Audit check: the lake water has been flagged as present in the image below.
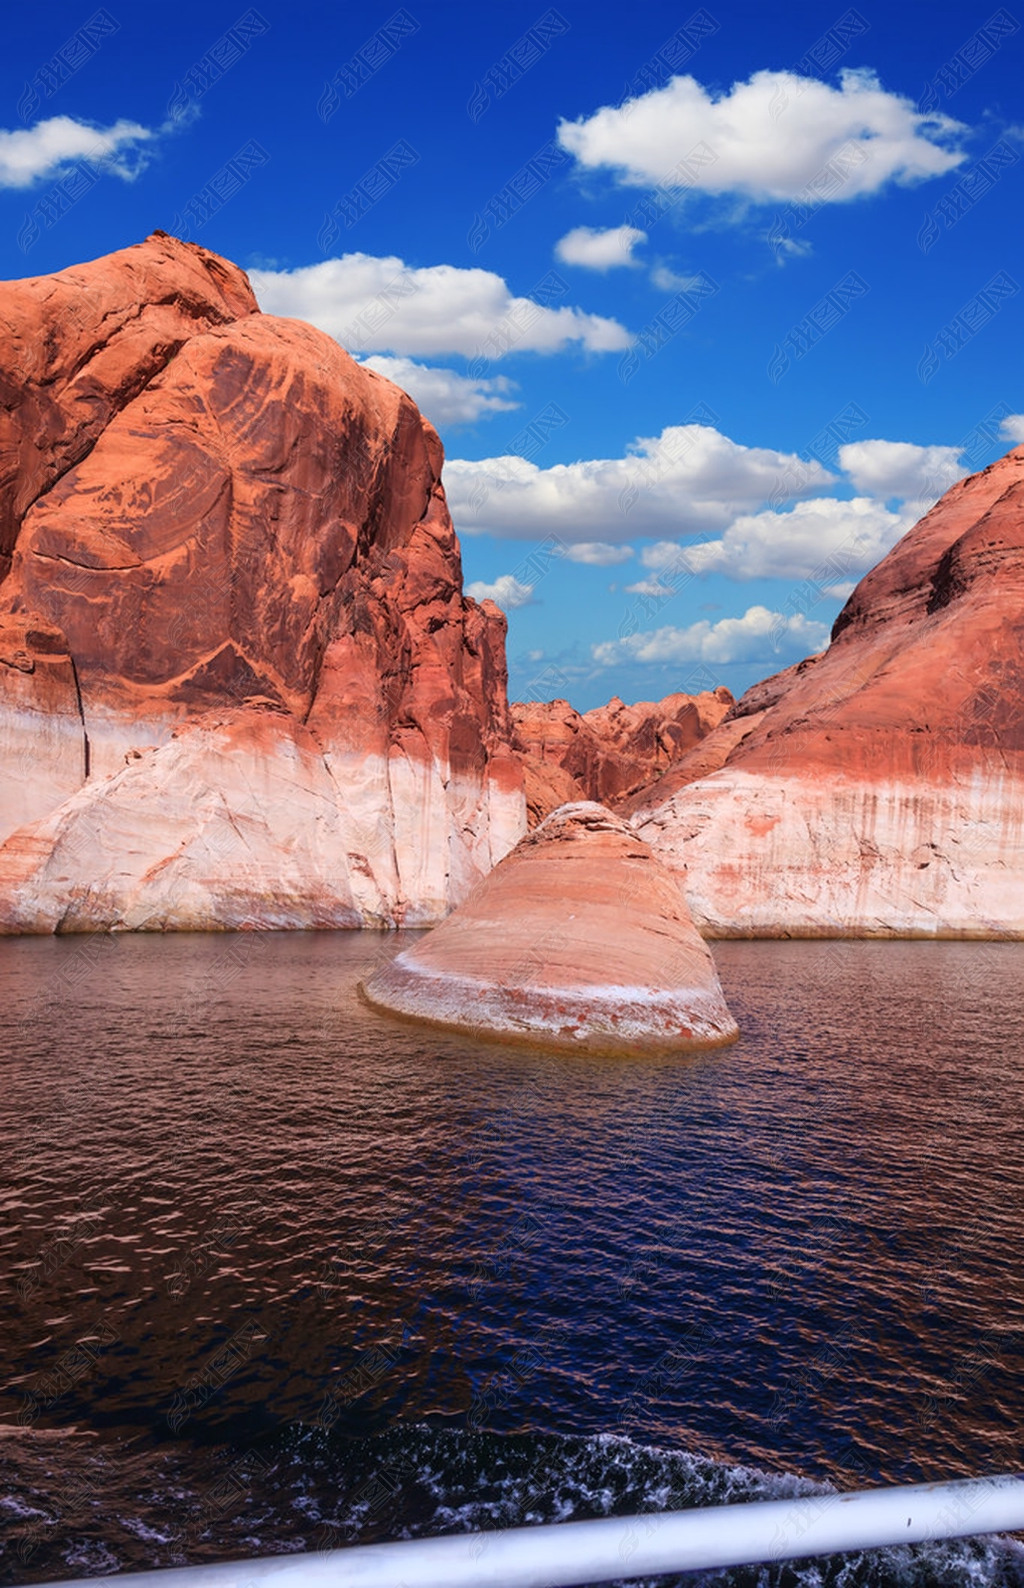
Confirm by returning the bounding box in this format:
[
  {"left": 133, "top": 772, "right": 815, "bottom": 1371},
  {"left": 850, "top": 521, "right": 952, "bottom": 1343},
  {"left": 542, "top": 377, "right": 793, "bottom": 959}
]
[{"left": 2, "top": 931, "right": 1024, "bottom": 1587}]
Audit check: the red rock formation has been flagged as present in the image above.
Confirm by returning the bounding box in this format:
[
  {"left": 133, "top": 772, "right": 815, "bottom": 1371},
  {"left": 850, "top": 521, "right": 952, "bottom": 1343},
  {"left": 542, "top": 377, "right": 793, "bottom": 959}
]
[
  {"left": 511, "top": 688, "right": 733, "bottom": 824},
  {"left": 361, "top": 801, "right": 738, "bottom": 1053},
  {"left": 0, "top": 230, "right": 256, "bottom": 585},
  {"left": 629, "top": 448, "right": 1024, "bottom": 937},
  {"left": 620, "top": 658, "right": 824, "bottom": 814},
  {"left": 0, "top": 235, "right": 525, "bottom": 931}
]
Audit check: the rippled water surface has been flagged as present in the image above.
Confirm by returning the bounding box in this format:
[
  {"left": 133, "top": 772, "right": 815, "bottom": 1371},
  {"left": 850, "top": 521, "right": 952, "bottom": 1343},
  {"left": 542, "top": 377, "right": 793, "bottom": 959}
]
[{"left": 2, "top": 931, "right": 1024, "bottom": 1586}]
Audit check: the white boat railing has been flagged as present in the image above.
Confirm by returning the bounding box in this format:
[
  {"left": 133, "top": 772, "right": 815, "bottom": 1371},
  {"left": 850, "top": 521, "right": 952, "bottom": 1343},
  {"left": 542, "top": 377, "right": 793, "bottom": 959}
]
[{"left": 27, "top": 1471, "right": 1024, "bottom": 1588}]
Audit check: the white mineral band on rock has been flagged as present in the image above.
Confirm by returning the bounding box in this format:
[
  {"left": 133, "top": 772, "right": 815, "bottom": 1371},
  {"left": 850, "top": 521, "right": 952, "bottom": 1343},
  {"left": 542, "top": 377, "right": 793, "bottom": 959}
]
[{"left": 361, "top": 801, "right": 738, "bottom": 1054}]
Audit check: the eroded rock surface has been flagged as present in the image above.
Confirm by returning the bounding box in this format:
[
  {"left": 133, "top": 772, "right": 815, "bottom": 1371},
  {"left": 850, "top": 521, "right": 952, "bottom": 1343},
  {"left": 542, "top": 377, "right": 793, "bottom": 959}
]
[
  {"left": 0, "top": 235, "right": 525, "bottom": 931},
  {"left": 511, "top": 688, "right": 733, "bottom": 825},
  {"left": 629, "top": 449, "right": 1024, "bottom": 937},
  {"left": 361, "top": 801, "right": 739, "bottom": 1053}
]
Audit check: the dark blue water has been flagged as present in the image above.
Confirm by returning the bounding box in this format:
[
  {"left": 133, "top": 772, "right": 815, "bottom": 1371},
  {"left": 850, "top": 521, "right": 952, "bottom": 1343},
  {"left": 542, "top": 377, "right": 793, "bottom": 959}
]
[{"left": 2, "top": 932, "right": 1023, "bottom": 1585}]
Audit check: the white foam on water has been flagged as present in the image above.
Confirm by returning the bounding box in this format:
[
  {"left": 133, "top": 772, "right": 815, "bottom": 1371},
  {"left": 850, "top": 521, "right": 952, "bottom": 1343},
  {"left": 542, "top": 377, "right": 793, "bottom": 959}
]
[{"left": 3, "top": 1403, "right": 1024, "bottom": 1587}]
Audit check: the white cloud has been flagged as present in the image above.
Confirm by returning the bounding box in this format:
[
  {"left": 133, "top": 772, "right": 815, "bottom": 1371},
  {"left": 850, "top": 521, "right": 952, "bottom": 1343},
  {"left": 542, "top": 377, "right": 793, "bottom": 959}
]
[
  {"left": 358, "top": 355, "right": 518, "bottom": 426},
  {"left": 680, "top": 495, "right": 916, "bottom": 582},
  {"left": 557, "top": 68, "right": 966, "bottom": 202},
  {"left": 641, "top": 541, "right": 700, "bottom": 571},
  {"left": 564, "top": 542, "right": 635, "bottom": 566},
  {"left": 465, "top": 574, "right": 535, "bottom": 610},
  {"left": 0, "top": 115, "right": 155, "bottom": 187},
  {"left": 594, "top": 606, "right": 830, "bottom": 667},
  {"left": 555, "top": 224, "right": 646, "bottom": 269},
  {"left": 650, "top": 264, "right": 709, "bottom": 291},
  {"left": 838, "top": 439, "right": 966, "bottom": 501},
  {"left": 625, "top": 578, "right": 673, "bottom": 597},
  {"left": 249, "top": 254, "right": 631, "bottom": 358},
  {"left": 772, "top": 236, "right": 814, "bottom": 261},
  {"left": 999, "top": 414, "right": 1024, "bottom": 444},
  {"left": 445, "top": 425, "right": 834, "bottom": 543}
]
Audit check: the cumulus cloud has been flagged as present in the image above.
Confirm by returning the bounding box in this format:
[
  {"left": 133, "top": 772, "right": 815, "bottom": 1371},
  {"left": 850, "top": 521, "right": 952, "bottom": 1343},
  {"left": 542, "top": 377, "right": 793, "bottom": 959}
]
[
  {"left": 678, "top": 496, "right": 916, "bottom": 582},
  {"left": 640, "top": 541, "right": 703, "bottom": 571},
  {"left": 358, "top": 355, "right": 518, "bottom": 426},
  {"left": 249, "top": 254, "right": 630, "bottom": 358},
  {"left": 444, "top": 424, "right": 834, "bottom": 543},
  {"left": 838, "top": 439, "right": 967, "bottom": 500},
  {"left": 465, "top": 574, "right": 534, "bottom": 610},
  {"left": 555, "top": 224, "right": 646, "bottom": 269},
  {"left": 564, "top": 542, "right": 635, "bottom": 566},
  {"left": 557, "top": 68, "right": 966, "bottom": 201},
  {"left": 0, "top": 114, "right": 156, "bottom": 187},
  {"left": 999, "top": 414, "right": 1024, "bottom": 444},
  {"left": 593, "top": 606, "right": 830, "bottom": 667}
]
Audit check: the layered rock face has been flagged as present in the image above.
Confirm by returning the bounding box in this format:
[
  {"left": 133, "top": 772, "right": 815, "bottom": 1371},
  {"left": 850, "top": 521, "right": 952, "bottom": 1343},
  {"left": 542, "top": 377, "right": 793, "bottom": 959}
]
[
  {"left": 362, "top": 801, "right": 738, "bottom": 1052},
  {"left": 0, "top": 235, "right": 525, "bottom": 931},
  {"left": 511, "top": 688, "right": 733, "bottom": 825},
  {"left": 630, "top": 449, "right": 1024, "bottom": 937}
]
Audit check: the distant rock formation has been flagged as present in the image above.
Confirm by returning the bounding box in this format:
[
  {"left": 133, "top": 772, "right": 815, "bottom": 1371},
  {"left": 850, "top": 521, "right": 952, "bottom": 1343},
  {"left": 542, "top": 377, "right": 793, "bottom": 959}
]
[
  {"left": 511, "top": 688, "right": 733, "bottom": 825},
  {"left": 629, "top": 448, "right": 1024, "bottom": 938},
  {"left": 361, "top": 801, "right": 739, "bottom": 1053},
  {"left": 0, "top": 234, "right": 525, "bottom": 931},
  {"left": 619, "top": 658, "right": 825, "bottom": 814}
]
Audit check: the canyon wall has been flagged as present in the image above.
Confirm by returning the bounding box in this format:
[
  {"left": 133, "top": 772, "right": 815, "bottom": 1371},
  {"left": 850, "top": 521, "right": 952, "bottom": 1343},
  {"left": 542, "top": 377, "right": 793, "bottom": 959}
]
[
  {"left": 628, "top": 449, "right": 1024, "bottom": 937},
  {"left": 0, "top": 234, "right": 525, "bottom": 931}
]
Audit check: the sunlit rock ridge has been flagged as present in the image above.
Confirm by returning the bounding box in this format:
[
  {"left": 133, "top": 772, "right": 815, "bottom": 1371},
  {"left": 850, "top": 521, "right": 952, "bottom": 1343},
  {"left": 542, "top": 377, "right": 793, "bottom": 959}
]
[
  {"left": 627, "top": 447, "right": 1024, "bottom": 938},
  {"left": 0, "top": 234, "right": 525, "bottom": 931}
]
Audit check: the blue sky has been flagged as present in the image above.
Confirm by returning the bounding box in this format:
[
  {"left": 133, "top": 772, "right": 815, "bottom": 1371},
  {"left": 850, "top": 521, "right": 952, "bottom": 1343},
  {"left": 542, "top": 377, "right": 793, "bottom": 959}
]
[{"left": 2, "top": 1, "right": 1022, "bottom": 711}]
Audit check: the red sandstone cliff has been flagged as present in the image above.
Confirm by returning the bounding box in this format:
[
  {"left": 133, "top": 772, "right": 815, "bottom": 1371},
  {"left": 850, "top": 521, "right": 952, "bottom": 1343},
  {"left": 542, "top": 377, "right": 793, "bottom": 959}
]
[
  {"left": 628, "top": 448, "right": 1024, "bottom": 938},
  {"left": 0, "top": 234, "right": 525, "bottom": 931},
  {"left": 3, "top": 237, "right": 1021, "bottom": 939}
]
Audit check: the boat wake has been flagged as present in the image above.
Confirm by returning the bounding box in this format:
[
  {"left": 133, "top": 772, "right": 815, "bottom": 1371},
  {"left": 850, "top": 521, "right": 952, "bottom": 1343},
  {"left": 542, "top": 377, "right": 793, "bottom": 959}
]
[{"left": 3, "top": 1422, "right": 1023, "bottom": 1587}]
